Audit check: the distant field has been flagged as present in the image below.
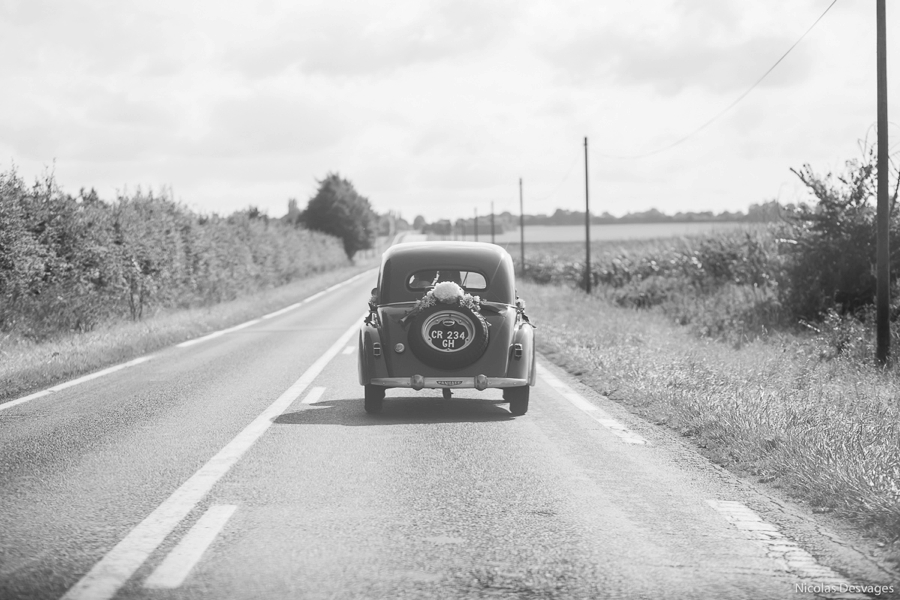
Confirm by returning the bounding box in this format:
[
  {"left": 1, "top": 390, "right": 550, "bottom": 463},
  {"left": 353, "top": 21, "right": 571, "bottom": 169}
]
[{"left": 438, "top": 222, "right": 755, "bottom": 244}]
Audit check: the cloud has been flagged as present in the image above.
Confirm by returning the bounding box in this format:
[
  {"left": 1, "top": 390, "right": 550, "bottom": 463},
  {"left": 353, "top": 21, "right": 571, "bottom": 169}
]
[
  {"left": 537, "top": 0, "right": 816, "bottom": 96},
  {"left": 220, "top": 0, "right": 516, "bottom": 79},
  {"left": 194, "top": 91, "right": 351, "bottom": 158},
  {"left": 545, "top": 29, "right": 812, "bottom": 95}
]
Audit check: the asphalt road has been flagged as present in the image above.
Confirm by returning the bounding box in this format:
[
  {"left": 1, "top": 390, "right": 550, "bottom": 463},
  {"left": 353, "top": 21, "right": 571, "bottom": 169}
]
[{"left": 0, "top": 271, "right": 895, "bottom": 600}]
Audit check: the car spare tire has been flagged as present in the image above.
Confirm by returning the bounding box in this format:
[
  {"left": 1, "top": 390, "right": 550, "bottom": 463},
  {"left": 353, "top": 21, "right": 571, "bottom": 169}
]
[{"left": 407, "top": 303, "right": 489, "bottom": 369}]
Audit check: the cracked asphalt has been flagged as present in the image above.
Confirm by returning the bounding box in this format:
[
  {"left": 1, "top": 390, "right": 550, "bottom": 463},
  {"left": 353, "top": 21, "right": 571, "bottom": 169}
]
[{"left": 1, "top": 273, "right": 896, "bottom": 600}]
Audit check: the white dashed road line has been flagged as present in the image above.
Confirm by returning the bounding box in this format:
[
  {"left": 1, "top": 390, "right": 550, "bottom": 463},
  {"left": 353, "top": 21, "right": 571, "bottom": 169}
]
[
  {"left": 302, "top": 386, "right": 327, "bottom": 405},
  {"left": 706, "top": 500, "right": 869, "bottom": 599},
  {"left": 143, "top": 505, "right": 237, "bottom": 590},
  {"left": 0, "top": 356, "right": 155, "bottom": 413},
  {"left": 537, "top": 364, "right": 647, "bottom": 445},
  {"left": 60, "top": 318, "right": 362, "bottom": 600}
]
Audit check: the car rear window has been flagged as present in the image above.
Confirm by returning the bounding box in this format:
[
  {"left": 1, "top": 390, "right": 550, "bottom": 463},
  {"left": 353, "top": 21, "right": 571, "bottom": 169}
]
[{"left": 407, "top": 269, "right": 488, "bottom": 291}]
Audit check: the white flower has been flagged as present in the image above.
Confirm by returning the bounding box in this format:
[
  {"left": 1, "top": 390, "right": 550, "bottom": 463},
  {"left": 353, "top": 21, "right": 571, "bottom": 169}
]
[{"left": 432, "top": 281, "right": 464, "bottom": 303}]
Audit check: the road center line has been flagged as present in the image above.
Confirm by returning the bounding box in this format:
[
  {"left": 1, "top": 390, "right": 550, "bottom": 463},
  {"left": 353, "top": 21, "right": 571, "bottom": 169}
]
[
  {"left": 706, "top": 500, "right": 867, "bottom": 595},
  {"left": 0, "top": 356, "right": 155, "bottom": 413},
  {"left": 143, "top": 504, "right": 237, "bottom": 590},
  {"left": 537, "top": 364, "right": 647, "bottom": 445},
  {"left": 60, "top": 317, "right": 363, "bottom": 600}
]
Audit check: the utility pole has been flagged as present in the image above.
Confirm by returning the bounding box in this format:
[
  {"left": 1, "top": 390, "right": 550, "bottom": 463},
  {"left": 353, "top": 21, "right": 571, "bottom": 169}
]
[
  {"left": 876, "top": 0, "right": 890, "bottom": 364},
  {"left": 584, "top": 136, "right": 591, "bottom": 294},
  {"left": 474, "top": 208, "right": 478, "bottom": 242},
  {"left": 519, "top": 177, "right": 525, "bottom": 277},
  {"left": 491, "top": 201, "right": 495, "bottom": 244}
]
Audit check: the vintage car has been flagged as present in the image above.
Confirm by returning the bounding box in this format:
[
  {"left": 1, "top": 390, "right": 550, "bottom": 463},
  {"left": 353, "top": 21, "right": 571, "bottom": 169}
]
[{"left": 358, "top": 241, "right": 535, "bottom": 415}]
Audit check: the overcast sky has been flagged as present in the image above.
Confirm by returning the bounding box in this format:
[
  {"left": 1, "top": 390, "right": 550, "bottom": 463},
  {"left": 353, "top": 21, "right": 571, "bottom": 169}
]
[{"left": 1, "top": 0, "right": 898, "bottom": 222}]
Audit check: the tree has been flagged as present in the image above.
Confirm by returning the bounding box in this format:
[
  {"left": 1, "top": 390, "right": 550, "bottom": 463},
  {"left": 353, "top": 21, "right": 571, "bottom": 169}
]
[
  {"left": 781, "top": 144, "right": 900, "bottom": 320},
  {"left": 413, "top": 215, "right": 427, "bottom": 231},
  {"left": 301, "top": 173, "right": 375, "bottom": 258}
]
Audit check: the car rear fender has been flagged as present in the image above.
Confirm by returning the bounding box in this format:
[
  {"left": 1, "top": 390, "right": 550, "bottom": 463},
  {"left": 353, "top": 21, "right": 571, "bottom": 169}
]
[
  {"left": 358, "top": 325, "right": 389, "bottom": 385},
  {"left": 506, "top": 321, "right": 535, "bottom": 384}
]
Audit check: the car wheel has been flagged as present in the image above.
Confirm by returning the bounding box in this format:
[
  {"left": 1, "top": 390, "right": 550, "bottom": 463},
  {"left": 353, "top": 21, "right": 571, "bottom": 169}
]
[
  {"left": 407, "top": 303, "right": 489, "bottom": 369},
  {"left": 504, "top": 386, "right": 529, "bottom": 416},
  {"left": 364, "top": 385, "right": 385, "bottom": 414}
]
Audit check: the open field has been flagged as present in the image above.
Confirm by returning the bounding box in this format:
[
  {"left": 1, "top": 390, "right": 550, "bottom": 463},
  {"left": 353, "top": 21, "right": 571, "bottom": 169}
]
[
  {"left": 436, "top": 221, "right": 757, "bottom": 244},
  {"left": 517, "top": 278, "right": 900, "bottom": 565}
]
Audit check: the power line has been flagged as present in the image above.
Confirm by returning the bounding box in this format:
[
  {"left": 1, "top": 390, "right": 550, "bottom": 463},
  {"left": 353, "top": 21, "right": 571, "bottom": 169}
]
[
  {"left": 532, "top": 149, "right": 581, "bottom": 204},
  {"left": 595, "top": 0, "right": 840, "bottom": 160}
]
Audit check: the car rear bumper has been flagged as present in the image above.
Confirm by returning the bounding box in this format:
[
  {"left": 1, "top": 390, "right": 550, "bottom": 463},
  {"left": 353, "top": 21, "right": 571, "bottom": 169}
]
[{"left": 370, "top": 376, "right": 528, "bottom": 391}]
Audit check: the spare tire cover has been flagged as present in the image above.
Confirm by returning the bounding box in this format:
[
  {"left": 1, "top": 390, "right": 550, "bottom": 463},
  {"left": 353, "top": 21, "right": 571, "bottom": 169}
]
[{"left": 407, "top": 303, "right": 489, "bottom": 369}]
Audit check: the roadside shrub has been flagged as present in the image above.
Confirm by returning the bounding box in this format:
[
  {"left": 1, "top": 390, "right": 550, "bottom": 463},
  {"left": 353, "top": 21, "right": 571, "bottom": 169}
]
[
  {"left": 515, "top": 228, "right": 786, "bottom": 342},
  {"left": 778, "top": 147, "right": 900, "bottom": 321}
]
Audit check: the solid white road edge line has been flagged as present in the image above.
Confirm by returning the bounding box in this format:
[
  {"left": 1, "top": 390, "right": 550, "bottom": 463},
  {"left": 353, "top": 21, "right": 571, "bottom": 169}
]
[
  {"left": 261, "top": 270, "right": 372, "bottom": 320},
  {"left": 60, "top": 316, "right": 363, "bottom": 600},
  {"left": 143, "top": 504, "right": 237, "bottom": 590},
  {"left": 342, "top": 346, "right": 356, "bottom": 355},
  {"left": 537, "top": 364, "right": 647, "bottom": 445},
  {"left": 176, "top": 319, "right": 261, "bottom": 348},
  {"left": 3, "top": 269, "right": 375, "bottom": 412},
  {"left": 0, "top": 356, "right": 155, "bottom": 413},
  {"left": 302, "top": 386, "right": 327, "bottom": 404},
  {"left": 706, "top": 500, "right": 867, "bottom": 596},
  {"left": 178, "top": 270, "right": 372, "bottom": 347}
]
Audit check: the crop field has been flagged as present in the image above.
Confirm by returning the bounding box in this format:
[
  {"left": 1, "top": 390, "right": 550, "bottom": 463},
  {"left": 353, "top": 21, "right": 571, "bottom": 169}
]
[
  {"left": 503, "top": 226, "right": 785, "bottom": 344},
  {"left": 493, "top": 221, "right": 753, "bottom": 244}
]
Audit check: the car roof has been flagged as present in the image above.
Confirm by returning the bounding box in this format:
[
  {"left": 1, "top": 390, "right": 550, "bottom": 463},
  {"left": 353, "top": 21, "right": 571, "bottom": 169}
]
[{"left": 377, "top": 241, "right": 516, "bottom": 304}]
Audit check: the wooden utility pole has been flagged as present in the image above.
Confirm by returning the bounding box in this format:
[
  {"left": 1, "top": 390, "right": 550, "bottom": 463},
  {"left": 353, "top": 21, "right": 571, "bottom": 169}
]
[
  {"left": 876, "top": 0, "right": 890, "bottom": 364},
  {"left": 491, "top": 201, "right": 495, "bottom": 244},
  {"left": 474, "top": 208, "right": 478, "bottom": 242},
  {"left": 519, "top": 178, "right": 525, "bottom": 277},
  {"left": 584, "top": 137, "right": 591, "bottom": 293}
]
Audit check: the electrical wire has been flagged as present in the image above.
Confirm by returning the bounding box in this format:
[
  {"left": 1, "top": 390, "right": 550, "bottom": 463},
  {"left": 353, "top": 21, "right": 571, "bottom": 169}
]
[
  {"left": 595, "top": 0, "right": 840, "bottom": 160},
  {"left": 531, "top": 149, "right": 582, "bottom": 205}
]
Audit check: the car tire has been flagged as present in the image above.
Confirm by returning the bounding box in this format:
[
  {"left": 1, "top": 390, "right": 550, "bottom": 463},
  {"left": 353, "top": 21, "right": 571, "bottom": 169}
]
[
  {"left": 407, "top": 304, "right": 489, "bottom": 369},
  {"left": 504, "top": 386, "right": 529, "bottom": 416},
  {"left": 364, "top": 385, "right": 385, "bottom": 414}
]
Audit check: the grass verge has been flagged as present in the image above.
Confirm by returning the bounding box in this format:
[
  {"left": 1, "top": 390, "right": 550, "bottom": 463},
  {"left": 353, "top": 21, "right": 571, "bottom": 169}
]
[
  {"left": 0, "top": 260, "right": 378, "bottom": 404},
  {"left": 519, "top": 280, "right": 900, "bottom": 562}
]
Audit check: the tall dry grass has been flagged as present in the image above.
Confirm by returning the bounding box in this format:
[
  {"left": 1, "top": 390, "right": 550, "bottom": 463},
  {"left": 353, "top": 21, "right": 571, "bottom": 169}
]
[{"left": 519, "top": 280, "right": 900, "bottom": 548}]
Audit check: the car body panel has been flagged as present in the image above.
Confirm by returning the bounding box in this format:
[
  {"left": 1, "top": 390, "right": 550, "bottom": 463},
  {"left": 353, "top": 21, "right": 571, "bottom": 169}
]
[{"left": 359, "top": 242, "right": 535, "bottom": 390}]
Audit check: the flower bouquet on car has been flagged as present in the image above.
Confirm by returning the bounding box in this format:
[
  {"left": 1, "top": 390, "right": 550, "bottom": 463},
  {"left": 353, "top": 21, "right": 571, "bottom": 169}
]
[{"left": 401, "top": 281, "right": 485, "bottom": 326}]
